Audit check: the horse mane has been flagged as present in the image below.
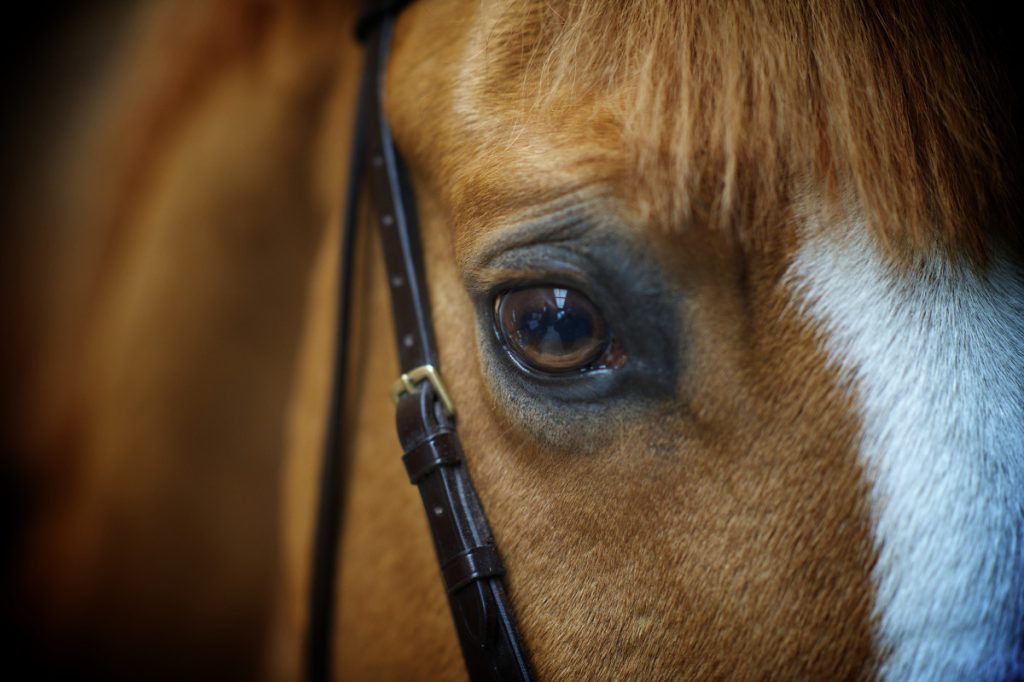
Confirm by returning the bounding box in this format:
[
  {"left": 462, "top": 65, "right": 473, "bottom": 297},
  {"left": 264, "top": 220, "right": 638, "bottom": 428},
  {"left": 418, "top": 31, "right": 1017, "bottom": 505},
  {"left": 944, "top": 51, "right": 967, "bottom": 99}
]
[{"left": 483, "top": 0, "right": 1018, "bottom": 265}]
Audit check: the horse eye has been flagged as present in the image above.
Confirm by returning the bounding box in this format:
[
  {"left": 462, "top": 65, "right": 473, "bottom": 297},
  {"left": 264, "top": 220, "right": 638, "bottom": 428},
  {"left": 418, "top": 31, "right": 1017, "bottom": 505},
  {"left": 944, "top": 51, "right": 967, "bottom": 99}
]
[{"left": 494, "top": 286, "right": 613, "bottom": 374}]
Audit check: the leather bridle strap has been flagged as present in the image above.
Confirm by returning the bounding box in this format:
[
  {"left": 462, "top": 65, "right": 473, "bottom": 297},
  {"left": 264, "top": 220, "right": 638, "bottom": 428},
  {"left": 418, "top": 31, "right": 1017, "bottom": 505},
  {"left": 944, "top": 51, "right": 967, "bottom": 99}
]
[{"left": 306, "top": 9, "right": 534, "bottom": 682}]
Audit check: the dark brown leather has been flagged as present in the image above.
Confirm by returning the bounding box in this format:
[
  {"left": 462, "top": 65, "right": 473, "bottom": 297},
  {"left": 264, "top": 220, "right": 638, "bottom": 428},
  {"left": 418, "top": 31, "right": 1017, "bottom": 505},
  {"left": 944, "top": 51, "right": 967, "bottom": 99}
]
[
  {"left": 305, "top": 55, "right": 371, "bottom": 682},
  {"left": 395, "top": 387, "right": 532, "bottom": 680},
  {"left": 363, "top": 20, "right": 437, "bottom": 374},
  {"left": 402, "top": 430, "right": 462, "bottom": 484},
  {"left": 306, "top": 7, "right": 535, "bottom": 682}
]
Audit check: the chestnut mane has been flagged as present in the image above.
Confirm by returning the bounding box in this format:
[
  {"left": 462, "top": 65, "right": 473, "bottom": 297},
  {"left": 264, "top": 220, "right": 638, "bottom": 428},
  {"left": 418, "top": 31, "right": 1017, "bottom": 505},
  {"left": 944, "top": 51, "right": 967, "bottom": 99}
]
[{"left": 479, "top": 1, "right": 1017, "bottom": 263}]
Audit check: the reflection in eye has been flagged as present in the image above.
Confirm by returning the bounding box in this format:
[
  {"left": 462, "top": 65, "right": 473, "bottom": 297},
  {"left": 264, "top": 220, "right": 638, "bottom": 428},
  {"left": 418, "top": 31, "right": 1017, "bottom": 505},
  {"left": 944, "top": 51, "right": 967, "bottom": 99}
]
[{"left": 494, "top": 286, "right": 625, "bottom": 374}]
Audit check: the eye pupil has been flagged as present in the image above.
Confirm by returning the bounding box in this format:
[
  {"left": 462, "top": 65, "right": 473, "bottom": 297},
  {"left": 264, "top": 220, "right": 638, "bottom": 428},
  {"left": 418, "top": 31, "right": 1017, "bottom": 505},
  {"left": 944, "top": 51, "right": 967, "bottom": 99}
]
[{"left": 495, "top": 286, "right": 611, "bottom": 373}]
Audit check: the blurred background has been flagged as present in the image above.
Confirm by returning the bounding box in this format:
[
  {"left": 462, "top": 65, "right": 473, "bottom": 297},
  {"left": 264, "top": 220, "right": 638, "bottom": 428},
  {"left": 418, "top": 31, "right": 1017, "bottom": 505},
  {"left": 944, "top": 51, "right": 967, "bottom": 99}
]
[{"left": 1, "top": 1, "right": 349, "bottom": 677}]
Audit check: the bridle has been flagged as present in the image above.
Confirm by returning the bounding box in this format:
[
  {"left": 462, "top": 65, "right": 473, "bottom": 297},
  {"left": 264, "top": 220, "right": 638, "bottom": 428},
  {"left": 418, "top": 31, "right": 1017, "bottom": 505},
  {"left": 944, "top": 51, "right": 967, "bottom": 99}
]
[{"left": 306, "top": 4, "right": 535, "bottom": 681}]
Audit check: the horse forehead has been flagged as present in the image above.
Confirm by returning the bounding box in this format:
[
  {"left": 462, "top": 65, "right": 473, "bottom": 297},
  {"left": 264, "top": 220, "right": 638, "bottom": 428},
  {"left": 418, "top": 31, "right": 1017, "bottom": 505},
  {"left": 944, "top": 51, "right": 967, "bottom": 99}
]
[
  {"left": 388, "top": 2, "right": 641, "bottom": 221},
  {"left": 388, "top": 0, "right": 786, "bottom": 257}
]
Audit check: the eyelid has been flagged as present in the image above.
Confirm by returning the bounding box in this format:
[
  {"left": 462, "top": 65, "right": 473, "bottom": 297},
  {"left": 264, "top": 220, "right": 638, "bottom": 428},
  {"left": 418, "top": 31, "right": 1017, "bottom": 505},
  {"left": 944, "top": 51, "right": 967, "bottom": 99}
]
[
  {"left": 460, "top": 204, "right": 598, "bottom": 275},
  {"left": 468, "top": 259, "right": 593, "bottom": 299}
]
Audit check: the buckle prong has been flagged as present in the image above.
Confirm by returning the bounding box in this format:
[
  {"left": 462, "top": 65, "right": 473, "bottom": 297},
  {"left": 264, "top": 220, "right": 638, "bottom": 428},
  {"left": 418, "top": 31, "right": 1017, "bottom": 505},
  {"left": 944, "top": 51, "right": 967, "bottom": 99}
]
[{"left": 390, "top": 364, "right": 455, "bottom": 417}]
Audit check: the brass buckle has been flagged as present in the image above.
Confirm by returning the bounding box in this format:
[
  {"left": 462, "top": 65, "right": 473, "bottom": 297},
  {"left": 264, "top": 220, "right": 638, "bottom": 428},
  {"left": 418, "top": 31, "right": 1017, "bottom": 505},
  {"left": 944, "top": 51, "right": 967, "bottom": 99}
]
[{"left": 390, "top": 364, "right": 455, "bottom": 417}]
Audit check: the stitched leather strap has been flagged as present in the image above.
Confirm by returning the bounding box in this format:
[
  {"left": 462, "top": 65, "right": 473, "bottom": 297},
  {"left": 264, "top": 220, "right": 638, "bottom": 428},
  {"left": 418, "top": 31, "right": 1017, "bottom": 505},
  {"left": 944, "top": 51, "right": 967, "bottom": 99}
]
[
  {"left": 402, "top": 431, "right": 461, "bottom": 484},
  {"left": 305, "top": 46, "right": 371, "bottom": 682},
  {"left": 367, "top": 15, "right": 535, "bottom": 680},
  {"left": 442, "top": 546, "right": 506, "bottom": 595},
  {"left": 363, "top": 22, "right": 437, "bottom": 373},
  {"left": 306, "top": 7, "right": 535, "bottom": 682},
  {"left": 395, "top": 387, "right": 533, "bottom": 680}
]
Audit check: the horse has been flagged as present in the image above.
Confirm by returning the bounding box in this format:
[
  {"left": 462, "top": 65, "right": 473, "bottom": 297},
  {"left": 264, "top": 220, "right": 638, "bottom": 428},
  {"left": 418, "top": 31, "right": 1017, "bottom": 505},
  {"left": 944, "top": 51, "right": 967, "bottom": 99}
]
[
  {"left": 271, "top": 1, "right": 1024, "bottom": 679},
  {"left": 6, "top": 1, "right": 1022, "bottom": 680}
]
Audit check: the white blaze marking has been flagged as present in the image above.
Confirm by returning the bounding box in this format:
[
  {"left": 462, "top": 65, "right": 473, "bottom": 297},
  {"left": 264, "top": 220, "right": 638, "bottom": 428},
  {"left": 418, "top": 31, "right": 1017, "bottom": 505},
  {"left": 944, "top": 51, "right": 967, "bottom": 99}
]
[{"left": 789, "top": 225, "right": 1024, "bottom": 681}]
